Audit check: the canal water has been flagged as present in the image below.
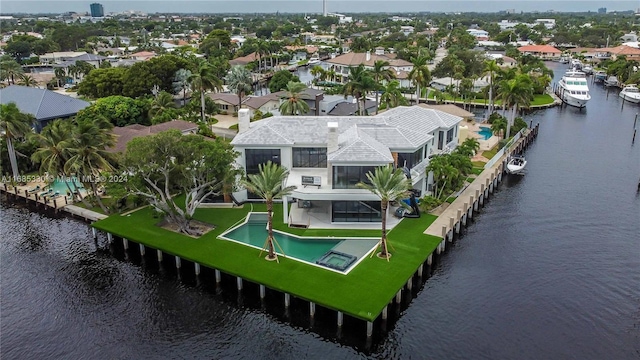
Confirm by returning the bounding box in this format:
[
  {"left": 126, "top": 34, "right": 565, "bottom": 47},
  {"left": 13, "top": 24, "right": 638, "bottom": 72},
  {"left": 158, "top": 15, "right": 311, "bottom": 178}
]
[{"left": 1, "top": 62, "right": 639, "bottom": 359}]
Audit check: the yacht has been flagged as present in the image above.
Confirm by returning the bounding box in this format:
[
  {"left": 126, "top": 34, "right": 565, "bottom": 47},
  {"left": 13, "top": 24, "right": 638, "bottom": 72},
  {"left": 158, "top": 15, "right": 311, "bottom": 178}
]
[
  {"left": 619, "top": 85, "right": 640, "bottom": 104},
  {"left": 604, "top": 76, "right": 619, "bottom": 87},
  {"left": 594, "top": 71, "right": 607, "bottom": 82},
  {"left": 308, "top": 55, "right": 321, "bottom": 65},
  {"left": 582, "top": 65, "right": 593, "bottom": 75},
  {"left": 558, "top": 70, "right": 591, "bottom": 108},
  {"left": 570, "top": 59, "right": 582, "bottom": 70}
]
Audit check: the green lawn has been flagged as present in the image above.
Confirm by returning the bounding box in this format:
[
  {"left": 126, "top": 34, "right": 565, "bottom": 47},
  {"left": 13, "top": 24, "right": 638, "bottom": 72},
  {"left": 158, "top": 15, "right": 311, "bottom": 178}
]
[
  {"left": 530, "top": 94, "right": 554, "bottom": 106},
  {"left": 92, "top": 203, "right": 441, "bottom": 321},
  {"left": 482, "top": 145, "right": 499, "bottom": 160},
  {"left": 472, "top": 161, "right": 487, "bottom": 168},
  {"left": 427, "top": 90, "right": 554, "bottom": 107}
]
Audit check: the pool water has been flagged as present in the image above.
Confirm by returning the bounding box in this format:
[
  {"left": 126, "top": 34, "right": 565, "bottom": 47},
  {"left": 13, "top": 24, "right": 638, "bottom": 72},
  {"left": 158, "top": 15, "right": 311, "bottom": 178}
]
[
  {"left": 476, "top": 126, "right": 493, "bottom": 140},
  {"left": 51, "top": 177, "right": 83, "bottom": 194},
  {"left": 222, "top": 223, "right": 341, "bottom": 263}
]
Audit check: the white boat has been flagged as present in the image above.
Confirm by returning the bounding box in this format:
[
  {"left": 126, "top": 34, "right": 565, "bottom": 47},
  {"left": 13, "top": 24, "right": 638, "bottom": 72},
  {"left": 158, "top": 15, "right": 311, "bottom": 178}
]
[
  {"left": 559, "top": 57, "right": 569, "bottom": 64},
  {"left": 571, "top": 59, "right": 582, "bottom": 70},
  {"left": 558, "top": 70, "right": 591, "bottom": 108},
  {"left": 506, "top": 155, "right": 527, "bottom": 175},
  {"left": 604, "top": 76, "right": 619, "bottom": 87},
  {"left": 594, "top": 71, "right": 607, "bottom": 82},
  {"left": 308, "top": 56, "right": 321, "bottom": 65},
  {"left": 582, "top": 65, "right": 593, "bottom": 75},
  {"left": 619, "top": 85, "right": 640, "bottom": 103}
]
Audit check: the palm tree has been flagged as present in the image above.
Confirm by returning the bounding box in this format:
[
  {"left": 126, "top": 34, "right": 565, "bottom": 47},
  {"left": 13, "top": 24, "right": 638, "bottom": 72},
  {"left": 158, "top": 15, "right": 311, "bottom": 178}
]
[
  {"left": 456, "top": 137, "right": 480, "bottom": 157},
  {"left": 370, "top": 60, "right": 396, "bottom": 114},
  {"left": 343, "top": 64, "right": 376, "bottom": 116},
  {"left": 31, "top": 120, "right": 77, "bottom": 199},
  {"left": 380, "top": 80, "right": 408, "bottom": 110},
  {"left": 426, "top": 155, "right": 459, "bottom": 200},
  {"left": 0, "top": 103, "right": 34, "bottom": 181},
  {"left": 241, "top": 161, "right": 296, "bottom": 261},
  {"left": 310, "top": 65, "right": 326, "bottom": 87},
  {"left": 279, "top": 81, "right": 310, "bottom": 115},
  {"left": 408, "top": 55, "right": 431, "bottom": 105},
  {"left": 189, "top": 61, "right": 223, "bottom": 122},
  {"left": 172, "top": 68, "right": 192, "bottom": 106},
  {"left": 357, "top": 165, "right": 411, "bottom": 261},
  {"left": 54, "top": 67, "right": 67, "bottom": 88},
  {"left": 226, "top": 65, "right": 252, "bottom": 112},
  {"left": 18, "top": 74, "right": 39, "bottom": 87},
  {"left": 490, "top": 116, "right": 507, "bottom": 139},
  {"left": 497, "top": 74, "right": 533, "bottom": 138},
  {"left": 149, "top": 91, "right": 177, "bottom": 119},
  {"left": 483, "top": 59, "right": 501, "bottom": 115},
  {"left": 0, "top": 59, "right": 24, "bottom": 85},
  {"left": 64, "top": 119, "right": 116, "bottom": 213}
]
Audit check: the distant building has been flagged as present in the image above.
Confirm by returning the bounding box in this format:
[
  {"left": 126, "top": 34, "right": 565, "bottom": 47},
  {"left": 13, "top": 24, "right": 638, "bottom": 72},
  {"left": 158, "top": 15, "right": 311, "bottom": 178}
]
[
  {"left": 598, "top": 7, "right": 607, "bottom": 14},
  {"left": 90, "top": 3, "right": 104, "bottom": 17}
]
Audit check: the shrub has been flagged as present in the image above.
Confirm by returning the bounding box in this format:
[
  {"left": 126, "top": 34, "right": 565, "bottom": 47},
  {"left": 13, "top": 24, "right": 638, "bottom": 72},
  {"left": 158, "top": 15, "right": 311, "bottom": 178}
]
[{"left": 418, "top": 195, "right": 443, "bottom": 213}]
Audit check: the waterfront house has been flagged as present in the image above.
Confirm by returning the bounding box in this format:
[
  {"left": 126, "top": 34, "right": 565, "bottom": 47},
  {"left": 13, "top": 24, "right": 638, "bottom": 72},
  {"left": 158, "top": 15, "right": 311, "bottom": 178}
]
[
  {"left": 0, "top": 85, "right": 89, "bottom": 131},
  {"left": 108, "top": 120, "right": 198, "bottom": 153},
  {"left": 242, "top": 93, "right": 281, "bottom": 118},
  {"left": 430, "top": 77, "right": 489, "bottom": 92},
  {"left": 517, "top": 44, "right": 561, "bottom": 60},
  {"left": 39, "top": 51, "right": 88, "bottom": 65},
  {"left": 208, "top": 93, "right": 243, "bottom": 114},
  {"left": 325, "top": 51, "right": 413, "bottom": 84},
  {"left": 230, "top": 105, "right": 462, "bottom": 224},
  {"left": 594, "top": 45, "right": 640, "bottom": 62},
  {"left": 129, "top": 51, "right": 156, "bottom": 61}
]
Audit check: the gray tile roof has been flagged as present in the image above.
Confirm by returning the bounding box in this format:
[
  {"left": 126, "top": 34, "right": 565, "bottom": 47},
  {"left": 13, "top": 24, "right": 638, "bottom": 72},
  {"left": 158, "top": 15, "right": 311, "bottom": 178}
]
[
  {"left": 328, "top": 125, "right": 393, "bottom": 163},
  {"left": 358, "top": 124, "right": 433, "bottom": 150},
  {"left": 328, "top": 99, "right": 377, "bottom": 116},
  {"left": 0, "top": 85, "right": 89, "bottom": 121}
]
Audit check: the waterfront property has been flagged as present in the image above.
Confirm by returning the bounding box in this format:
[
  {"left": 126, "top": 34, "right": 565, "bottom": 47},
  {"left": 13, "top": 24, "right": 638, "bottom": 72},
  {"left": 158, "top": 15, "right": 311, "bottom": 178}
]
[{"left": 230, "top": 105, "right": 463, "bottom": 226}]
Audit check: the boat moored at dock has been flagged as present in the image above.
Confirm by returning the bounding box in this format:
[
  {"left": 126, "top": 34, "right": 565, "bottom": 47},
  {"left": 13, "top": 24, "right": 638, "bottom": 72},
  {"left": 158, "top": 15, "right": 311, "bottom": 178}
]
[
  {"left": 558, "top": 70, "right": 591, "bottom": 108},
  {"left": 619, "top": 85, "right": 640, "bottom": 104}
]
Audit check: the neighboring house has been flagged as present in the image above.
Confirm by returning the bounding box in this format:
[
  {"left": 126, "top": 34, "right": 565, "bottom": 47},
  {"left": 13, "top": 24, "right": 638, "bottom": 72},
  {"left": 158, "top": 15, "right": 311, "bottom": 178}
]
[
  {"left": 418, "top": 104, "right": 475, "bottom": 121},
  {"left": 594, "top": 45, "right": 640, "bottom": 61},
  {"left": 208, "top": 93, "right": 243, "bottom": 113},
  {"left": 430, "top": 77, "right": 489, "bottom": 92},
  {"left": 129, "top": 51, "right": 157, "bottom": 61},
  {"left": 328, "top": 99, "right": 377, "bottom": 116},
  {"left": 271, "top": 87, "right": 324, "bottom": 116},
  {"left": 0, "top": 85, "right": 89, "bottom": 131},
  {"left": 517, "top": 44, "right": 562, "bottom": 60},
  {"left": 108, "top": 120, "right": 198, "bottom": 153},
  {"left": 620, "top": 32, "right": 638, "bottom": 42},
  {"left": 284, "top": 45, "right": 319, "bottom": 62},
  {"left": 53, "top": 53, "right": 107, "bottom": 71},
  {"left": 39, "top": 51, "right": 88, "bottom": 65},
  {"left": 242, "top": 94, "right": 281, "bottom": 118},
  {"left": 467, "top": 29, "right": 489, "bottom": 40},
  {"left": 230, "top": 105, "right": 463, "bottom": 223},
  {"left": 229, "top": 52, "right": 259, "bottom": 66},
  {"left": 325, "top": 51, "right": 414, "bottom": 84}
]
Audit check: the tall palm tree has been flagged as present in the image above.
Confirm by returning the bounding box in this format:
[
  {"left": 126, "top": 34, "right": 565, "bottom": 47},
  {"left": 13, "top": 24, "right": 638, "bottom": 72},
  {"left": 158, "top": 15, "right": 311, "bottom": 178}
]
[
  {"left": 380, "top": 80, "right": 408, "bottom": 110},
  {"left": 370, "top": 60, "right": 396, "bottom": 114},
  {"left": 241, "top": 161, "right": 296, "bottom": 261},
  {"left": 172, "top": 68, "right": 192, "bottom": 106},
  {"left": 326, "top": 67, "right": 337, "bottom": 83},
  {"left": 31, "top": 120, "right": 78, "bottom": 199},
  {"left": 0, "top": 59, "right": 24, "bottom": 85},
  {"left": 279, "top": 81, "right": 310, "bottom": 115},
  {"left": 343, "top": 64, "right": 376, "bottom": 116},
  {"left": 408, "top": 55, "right": 431, "bottom": 105},
  {"left": 0, "top": 103, "right": 34, "bottom": 181},
  {"left": 490, "top": 116, "right": 507, "bottom": 139},
  {"left": 64, "top": 119, "right": 116, "bottom": 213},
  {"left": 188, "top": 61, "right": 223, "bottom": 122},
  {"left": 497, "top": 74, "right": 533, "bottom": 138},
  {"left": 149, "top": 91, "right": 177, "bottom": 119},
  {"left": 18, "top": 74, "right": 39, "bottom": 87},
  {"left": 357, "top": 165, "right": 411, "bottom": 261},
  {"left": 426, "top": 155, "right": 459, "bottom": 200},
  {"left": 54, "top": 67, "right": 67, "bottom": 88},
  {"left": 310, "top": 65, "right": 326, "bottom": 87},
  {"left": 226, "top": 65, "right": 252, "bottom": 112},
  {"left": 483, "top": 59, "right": 501, "bottom": 115}
]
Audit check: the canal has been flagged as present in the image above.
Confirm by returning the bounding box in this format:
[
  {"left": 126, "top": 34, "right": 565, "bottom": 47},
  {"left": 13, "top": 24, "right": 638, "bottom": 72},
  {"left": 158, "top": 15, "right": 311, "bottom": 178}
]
[{"left": 1, "top": 62, "right": 639, "bottom": 359}]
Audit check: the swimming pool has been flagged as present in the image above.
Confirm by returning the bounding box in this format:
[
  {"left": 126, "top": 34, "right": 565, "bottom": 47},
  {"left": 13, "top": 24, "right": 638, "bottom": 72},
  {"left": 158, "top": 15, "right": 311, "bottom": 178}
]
[
  {"left": 219, "top": 213, "right": 378, "bottom": 272},
  {"left": 476, "top": 126, "right": 493, "bottom": 140},
  {"left": 50, "top": 177, "right": 83, "bottom": 194}
]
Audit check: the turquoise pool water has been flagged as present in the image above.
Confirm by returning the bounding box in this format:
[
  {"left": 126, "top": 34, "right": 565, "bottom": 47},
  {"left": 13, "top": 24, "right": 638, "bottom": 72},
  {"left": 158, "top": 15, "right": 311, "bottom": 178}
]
[
  {"left": 476, "top": 126, "right": 493, "bottom": 140},
  {"left": 223, "top": 223, "right": 341, "bottom": 263},
  {"left": 51, "top": 178, "right": 83, "bottom": 194}
]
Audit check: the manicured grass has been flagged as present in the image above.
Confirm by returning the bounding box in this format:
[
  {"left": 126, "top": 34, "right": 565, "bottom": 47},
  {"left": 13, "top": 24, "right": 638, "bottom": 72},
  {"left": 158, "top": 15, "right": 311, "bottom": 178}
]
[
  {"left": 471, "top": 167, "right": 484, "bottom": 175},
  {"left": 472, "top": 161, "right": 487, "bottom": 168},
  {"left": 427, "top": 91, "right": 554, "bottom": 107},
  {"left": 482, "top": 145, "right": 499, "bottom": 160},
  {"left": 530, "top": 94, "right": 554, "bottom": 106},
  {"left": 445, "top": 197, "right": 456, "bottom": 204},
  {"left": 92, "top": 203, "right": 441, "bottom": 321}
]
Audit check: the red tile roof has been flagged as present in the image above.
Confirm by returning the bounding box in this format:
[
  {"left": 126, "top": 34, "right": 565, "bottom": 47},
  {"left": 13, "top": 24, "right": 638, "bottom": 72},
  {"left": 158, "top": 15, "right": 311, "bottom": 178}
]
[{"left": 517, "top": 45, "right": 561, "bottom": 53}]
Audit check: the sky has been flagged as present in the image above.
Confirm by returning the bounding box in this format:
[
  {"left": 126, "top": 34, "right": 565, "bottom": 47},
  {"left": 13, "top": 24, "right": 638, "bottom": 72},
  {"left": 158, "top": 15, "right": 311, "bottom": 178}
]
[{"left": 0, "top": 0, "right": 638, "bottom": 14}]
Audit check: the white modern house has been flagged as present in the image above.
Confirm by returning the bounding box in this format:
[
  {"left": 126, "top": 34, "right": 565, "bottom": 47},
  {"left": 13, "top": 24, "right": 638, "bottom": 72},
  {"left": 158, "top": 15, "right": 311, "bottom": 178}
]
[{"left": 230, "top": 106, "right": 462, "bottom": 225}]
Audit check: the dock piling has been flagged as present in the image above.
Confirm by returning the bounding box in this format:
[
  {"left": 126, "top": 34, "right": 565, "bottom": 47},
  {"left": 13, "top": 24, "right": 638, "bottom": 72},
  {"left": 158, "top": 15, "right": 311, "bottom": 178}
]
[
  {"left": 215, "top": 269, "right": 221, "bottom": 285},
  {"left": 366, "top": 321, "right": 373, "bottom": 338},
  {"left": 284, "top": 293, "right": 290, "bottom": 308},
  {"left": 310, "top": 302, "right": 316, "bottom": 317},
  {"left": 237, "top": 277, "right": 243, "bottom": 291},
  {"left": 194, "top": 262, "right": 201, "bottom": 276},
  {"left": 139, "top": 243, "right": 145, "bottom": 256},
  {"left": 123, "top": 238, "right": 129, "bottom": 250},
  {"left": 382, "top": 305, "right": 388, "bottom": 320},
  {"left": 337, "top": 311, "right": 344, "bottom": 327},
  {"left": 157, "top": 249, "right": 163, "bottom": 262},
  {"left": 175, "top": 256, "right": 181, "bottom": 269},
  {"left": 259, "top": 284, "right": 266, "bottom": 299}
]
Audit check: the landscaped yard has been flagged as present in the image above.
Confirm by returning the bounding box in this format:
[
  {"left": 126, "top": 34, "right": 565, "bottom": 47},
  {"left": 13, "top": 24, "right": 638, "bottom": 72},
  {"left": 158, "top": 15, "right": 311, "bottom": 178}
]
[
  {"left": 481, "top": 145, "right": 499, "bottom": 160},
  {"left": 427, "top": 90, "right": 555, "bottom": 107},
  {"left": 92, "top": 203, "right": 441, "bottom": 322}
]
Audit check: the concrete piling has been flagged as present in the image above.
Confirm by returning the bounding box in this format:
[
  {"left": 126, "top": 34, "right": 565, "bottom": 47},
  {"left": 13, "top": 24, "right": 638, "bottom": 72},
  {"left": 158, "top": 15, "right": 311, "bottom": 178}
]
[
  {"left": 337, "top": 311, "right": 344, "bottom": 327},
  {"left": 237, "top": 277, "right": 243, "bottom": 291},
  {"left": 91, "top": 227, "right": 97, "bottom": 240},
  {"left": 382, "top": 305, "right": 388, "bottom": 320},
  {"left": 122, "top": 238, "right": 129, "bottom": 250},
  {"left": 175, "top": 256, "right": 181, "bottom": 269},
  {"left": 157, "top": 249, "right": 163, "bottom": 262},
  {"left": 284, "top": 293, "right": 290, "bottom": 308},
  {"left": 194, "top": 262, "right": 201, "bottom": 276},
  {"left": 139, "top": 243, "right": 145, "bottom": 256},
  {"left": 366, "top": 321, "right": 373, "bottom": 338},
  {"left": 310, "top": 302, "right": 316, "bottom": 317},
  {"left": 260, "top": 284, "right": 266, "bottom": 299},
  {"left": 396, "top": 290, "right": 402, "bottom": 303},
  {"left": 215, "top": 269, "right": 221, "bottom": 285},
  {"left": 474, "top": 190, "right": 480, "bottom": 211}
]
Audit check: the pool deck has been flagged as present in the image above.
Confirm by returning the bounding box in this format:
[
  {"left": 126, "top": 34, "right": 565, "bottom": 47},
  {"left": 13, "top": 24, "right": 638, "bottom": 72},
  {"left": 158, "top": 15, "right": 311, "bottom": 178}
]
[{"left": 91, "top": 203, "right": 442, "bottom": 322}]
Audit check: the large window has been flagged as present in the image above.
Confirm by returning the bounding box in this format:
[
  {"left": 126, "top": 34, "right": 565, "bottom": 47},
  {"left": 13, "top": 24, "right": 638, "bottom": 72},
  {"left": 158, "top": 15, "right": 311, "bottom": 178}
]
[
  {"left": 397, "top": 148, "right": 423, "bottom": 169},
  {"left": 438, "top": 131, "right": 444, "bottom": 149},
  {"left": 332, "top": 166, "right": 376, "bottom": 189},
  {"left": 293, "top": 147, "right": 327, "bottom": 168},
  {"left": 245, "top": 149, "right": 281, "bottom": 199},
  {"left": 446, "top": 128, "right": 454, "bottom": 144},
  {"left": 332, "top": 201, "right": 382, "bottom": 222}
]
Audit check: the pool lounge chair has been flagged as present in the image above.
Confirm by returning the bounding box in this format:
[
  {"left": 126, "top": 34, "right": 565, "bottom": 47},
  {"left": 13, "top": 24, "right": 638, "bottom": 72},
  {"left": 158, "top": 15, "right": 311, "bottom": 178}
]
[
  {"left": 27, "top": 185, "right": 41, "bottom": 194},
  {"left": 43, "top": 191, "right": 60, "bottom": 202},
  {"left": 38, "top": 189, "right": 53, "bottom": 197}
]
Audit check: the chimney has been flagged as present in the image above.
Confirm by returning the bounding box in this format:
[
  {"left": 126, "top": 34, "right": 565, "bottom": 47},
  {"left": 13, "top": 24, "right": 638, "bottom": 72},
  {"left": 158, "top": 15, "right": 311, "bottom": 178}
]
[
  {"left": 238, "top": 108, "right": 250, "bottom": 133},
  {"left": 327, "top": 122, "right": 339, "bottom": 153},
  {"left": 365, "top": 50, "right": 371, "bottom": 61},
  {"left": 315, "top": 93, "right": 323, "bottom": 116}
]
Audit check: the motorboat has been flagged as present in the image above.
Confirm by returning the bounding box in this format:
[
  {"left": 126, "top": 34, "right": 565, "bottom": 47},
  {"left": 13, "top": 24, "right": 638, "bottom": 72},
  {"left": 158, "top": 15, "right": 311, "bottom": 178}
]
[
  {"left": 571, "top": 59, "right": 582, "bottom": 70},
  {"left": 558, "top": 70, "right": 591, "bottom": 108},
  {"left": 308, "top": 56, "right": 321, "bottom": 65},
  {"left": 582, "top": 65, "right": 593, "bottom": 75},
  {"left": 559, "top": 57, "right": 569, "bottom": 64},
  {"left": 619, "top": 84, "right": 640, "bottom": 104},
  {"left": 506, "top": 155, "right": 527, "bottom": 175},
  {"left": 604, "top": 76, "right": 619, "bottom": 87},
  {"left": 594, "top": 71, "right": 607, "bottom": 82}
]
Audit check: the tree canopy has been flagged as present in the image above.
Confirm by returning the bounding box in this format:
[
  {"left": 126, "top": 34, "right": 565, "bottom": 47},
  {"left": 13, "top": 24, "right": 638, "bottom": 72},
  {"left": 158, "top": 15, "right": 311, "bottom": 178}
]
[
  {"left": 75, "top": 96, "right": 151, "bottom": 127},
  {"left": 268, "top": 70, "right": 300, "bottom": 93}
]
